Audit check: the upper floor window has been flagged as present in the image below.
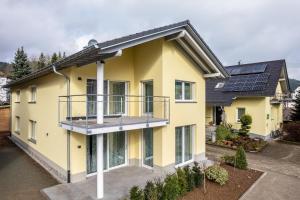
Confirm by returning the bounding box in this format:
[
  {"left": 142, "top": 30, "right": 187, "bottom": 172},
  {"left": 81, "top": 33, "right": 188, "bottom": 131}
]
[
  {"left": 15, "top": 116, "right": 20, "bottom": 133},
  {"left": 237, "top": 108, "right": 246, "bottom": 122},
  {"left": 29, "top": 86, "right": 37, "bottom": 103},
  {"left": 15, "top": 90, "right": 21, "bottom": 103},
  {"left": 29, "top": 120, "right": 37, "bottom": 144},
  {"left": 175, "top": 80, "right": 194, "bottom": 101}
]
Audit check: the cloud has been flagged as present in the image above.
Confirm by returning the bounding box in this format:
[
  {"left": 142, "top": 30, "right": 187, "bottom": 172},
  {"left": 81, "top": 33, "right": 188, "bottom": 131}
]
[{"left": 0, "top": 0, "right": 300, "bottom": 78}]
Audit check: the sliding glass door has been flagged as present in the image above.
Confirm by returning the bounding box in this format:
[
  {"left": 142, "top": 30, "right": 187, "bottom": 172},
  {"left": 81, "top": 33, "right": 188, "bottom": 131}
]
[
  {"left": 143, "top": 128, "right": 153, "bottom": 168},
  {"left": 109, "top": 82, "right": 126, "bottom": 115},
  {"left": 175, "top": 125, "right": 193, "bottom": 165},
  {"left": 86, "top": 131, "right": 127, "bottom": 174},
  {"left": 87, "top": 79, "right": 97, "bottom": 117}
]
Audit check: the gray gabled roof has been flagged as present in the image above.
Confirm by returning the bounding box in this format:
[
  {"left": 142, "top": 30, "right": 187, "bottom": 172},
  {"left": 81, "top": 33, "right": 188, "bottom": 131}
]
[
  {"left": 206, "top": 59, "right": 291, "bottom": 106},
  {"left": 5, "top": 20, "right": 228, "bottom": 88}
]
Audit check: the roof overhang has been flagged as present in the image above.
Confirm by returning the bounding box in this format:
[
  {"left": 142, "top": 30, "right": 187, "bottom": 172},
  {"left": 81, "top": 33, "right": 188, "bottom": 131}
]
[{"left": 5, "top": 20, "right": 228, "bottom": 88}]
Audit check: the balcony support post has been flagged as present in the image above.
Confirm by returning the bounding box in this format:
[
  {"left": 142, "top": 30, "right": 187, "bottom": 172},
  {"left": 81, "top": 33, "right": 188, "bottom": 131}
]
[{"left": 97, "top": 60, "right": 104, "bottom": 124}]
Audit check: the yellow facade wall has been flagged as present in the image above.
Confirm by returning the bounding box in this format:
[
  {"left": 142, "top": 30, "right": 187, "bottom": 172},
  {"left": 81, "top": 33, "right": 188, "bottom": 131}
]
[
  {"left": 11, "top": 70, "right": 70, "bottom": 171},
  {"left": 224, "top": 97, "right": 268, "bottom": 136},
  {"left": 10, "top": 38, "right": 208, "bottom": 179}
]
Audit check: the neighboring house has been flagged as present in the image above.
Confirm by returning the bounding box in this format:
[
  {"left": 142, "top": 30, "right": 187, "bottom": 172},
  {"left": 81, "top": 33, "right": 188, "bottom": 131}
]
[
  {"left": 206, "top": 60, "right": 291, "bottom": 140},
  {"left": 5, "top": 20, "right": 228, "bottom": 199}
]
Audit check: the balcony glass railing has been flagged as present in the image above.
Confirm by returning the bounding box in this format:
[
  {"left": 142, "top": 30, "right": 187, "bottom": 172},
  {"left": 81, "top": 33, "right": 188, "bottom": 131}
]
[{"left": 58, "top": 94, "right": 170, "bottom": 129}]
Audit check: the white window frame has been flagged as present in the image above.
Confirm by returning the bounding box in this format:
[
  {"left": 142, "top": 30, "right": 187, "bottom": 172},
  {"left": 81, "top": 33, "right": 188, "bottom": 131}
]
[
  {"left": 29, "top": 85, "right": 37, "bottom": 103},
  {"left": 15, "top": 90, "right": 21, "bottom": 103},
  {"left": 175, "top": 80, "right": 195, "bottom": 102},
  {"left": 175, "top": 125, "right": 195, "bottom": 167},
  {"left": 29, "top": 120, "right": 37, "bottom": 143},
  {"left": 236, "top": 108, "right": 246, "bottom": 122},
  {"left": 15, "top": 116, "right": 20, "bottom": 133}
]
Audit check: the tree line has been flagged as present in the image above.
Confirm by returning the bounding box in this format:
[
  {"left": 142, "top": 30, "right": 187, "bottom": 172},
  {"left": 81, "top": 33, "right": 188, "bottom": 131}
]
[{"left": 11, "top": 46, "right": 66, "bottom": 80}]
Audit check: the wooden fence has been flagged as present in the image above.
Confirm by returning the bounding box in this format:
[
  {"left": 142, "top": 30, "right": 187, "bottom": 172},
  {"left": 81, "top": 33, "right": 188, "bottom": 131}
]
[{"left": 0, "top": 105, "right": 10, "bottom": 133}]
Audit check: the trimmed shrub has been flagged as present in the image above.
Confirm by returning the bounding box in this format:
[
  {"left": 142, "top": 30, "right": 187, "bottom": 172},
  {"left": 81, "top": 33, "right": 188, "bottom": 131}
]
[
  {"left": 216, "top": 124, "right": 231, "bottom": 141},
  {"left": 130, "top": 186, "right": 144, "bottom": 200},
  {"left": 176, "top": 168, "right": 187, "bottom": 195},
  {"left": 235, "top": 146, "right": 248, "bottom": 169},
  {"left": 205, "top": 165, "right": 229, "bottom": 186},
  {"left": 144, "top": 181, "right": 158, "bottom": 200},
  {"left": 192, "top": 162, "right": 204, "bottom": 187},
  {"left": 162, "top": 174, "right": 180, "bottom": 200},
  {"left": 239, "top": 114, "right": 252, "bottom": 136},
  {"left": 183, "top": 166, "right": 195, "bottom": 192}
]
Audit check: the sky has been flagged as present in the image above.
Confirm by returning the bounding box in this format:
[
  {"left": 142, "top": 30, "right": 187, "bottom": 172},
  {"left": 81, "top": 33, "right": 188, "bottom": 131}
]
[{"left": 1, "top": 0, "right": 300, "bottom": 79}]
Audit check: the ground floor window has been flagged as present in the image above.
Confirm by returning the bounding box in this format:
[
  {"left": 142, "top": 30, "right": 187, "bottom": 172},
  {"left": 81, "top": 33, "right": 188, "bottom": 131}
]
[
  {"left": 175, "top": 125, "right": 194, "bottom": 165},
  {"left": 143, "top": 128, "right": 153, "bottom": 168},
  {"left": 86, "top": 131, "right": 127, "bottom": 174},
  {"left": 237, "top": 107, "right": 246, "bottom": 122}
]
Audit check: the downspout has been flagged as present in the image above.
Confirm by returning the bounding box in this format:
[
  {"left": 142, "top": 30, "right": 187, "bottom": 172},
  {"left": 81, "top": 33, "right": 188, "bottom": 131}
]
[{"left": 52, "top": 65, "right": 71, "bottom": 183}]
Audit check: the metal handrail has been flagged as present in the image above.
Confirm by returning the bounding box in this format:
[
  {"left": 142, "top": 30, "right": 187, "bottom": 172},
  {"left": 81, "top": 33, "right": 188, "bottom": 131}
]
[{"left": 58, "top": 94, "right": 170, "bottom": 130}]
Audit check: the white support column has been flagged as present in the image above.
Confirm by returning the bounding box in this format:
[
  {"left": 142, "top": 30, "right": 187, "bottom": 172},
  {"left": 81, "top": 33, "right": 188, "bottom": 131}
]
[
  {"left": 97, "top": 61, "right": 104, "bottom": 124},
  {"left": 97, "top": 134, "right": 104, "bottom": 199}
]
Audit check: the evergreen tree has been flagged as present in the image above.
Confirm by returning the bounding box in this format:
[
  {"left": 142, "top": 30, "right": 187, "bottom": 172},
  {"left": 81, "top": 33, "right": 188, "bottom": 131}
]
[
  {"left": 11, "top": 47, "right": 31, "bottom": 79},
  {"left": 291, "top": 90, "right": 300, "bottom": 121},
  {"left": 63, "top": 52, "right": 66, "bottom": 58},
  {"left": 37, "top": 53, "right": 47, "bottom": 69},
  {"left": 235, "top": 146, "right": 248, "bottom": 169},
  {"left": 58, "top": 51, "right": 62, "bottom": 60},
  {"left": 51, "top": 52, "right": 58, "bottom": 64}
]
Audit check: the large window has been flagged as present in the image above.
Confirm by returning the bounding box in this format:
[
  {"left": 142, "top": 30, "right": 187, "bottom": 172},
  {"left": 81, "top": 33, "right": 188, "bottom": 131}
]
[
  {"left": 237, "top": 108, "right": 246, "bottom": 122},
  {"left": 29, "top": 120, "right": 36, "bottom": 143},
  {"left": 175, "top": 125, "right": 194, "bottom": 165},
  {"left": 175, "top": 81, "right": 194, "bottom": 101}
]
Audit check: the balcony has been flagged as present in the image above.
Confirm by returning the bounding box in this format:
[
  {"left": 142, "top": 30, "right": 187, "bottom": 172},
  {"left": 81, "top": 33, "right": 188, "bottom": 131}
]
[
  {"left": 270, "top": 93, "right": 292, "bottom": 104},
  {"left": 58, "top": 94, "right": 170, "bottom": 134}
]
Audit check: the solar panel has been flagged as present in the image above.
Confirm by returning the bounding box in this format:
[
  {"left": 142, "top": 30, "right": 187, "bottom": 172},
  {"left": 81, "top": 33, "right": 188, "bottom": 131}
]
[
  {"left": 230, "top": 63, "right": 267, "bottom": 75},
  {"left": 223, "top": 73, "right": 270, "bottom": 92}
]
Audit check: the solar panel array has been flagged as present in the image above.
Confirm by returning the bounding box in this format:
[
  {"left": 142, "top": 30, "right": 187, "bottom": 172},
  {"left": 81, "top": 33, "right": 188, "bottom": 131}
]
[
  {"left": 229, "top": 63, "right": 268, "bottom": 75},
  {"left": 223, "top": 73, "right": 270, "bottom": 92}
]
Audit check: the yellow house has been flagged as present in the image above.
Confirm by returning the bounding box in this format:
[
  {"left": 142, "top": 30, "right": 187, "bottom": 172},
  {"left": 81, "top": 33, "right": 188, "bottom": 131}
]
[
  {"left": 206, "top": 60, "right": 291, "bottom": 140},
  {"left": 6, "top": 20, "right": 228, "bottom": 199}
]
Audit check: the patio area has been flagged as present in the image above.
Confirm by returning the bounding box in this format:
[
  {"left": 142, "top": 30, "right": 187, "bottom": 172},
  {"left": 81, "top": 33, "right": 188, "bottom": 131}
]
[{"left": 42, "top": 166, "right": 168, "bottom": 200}]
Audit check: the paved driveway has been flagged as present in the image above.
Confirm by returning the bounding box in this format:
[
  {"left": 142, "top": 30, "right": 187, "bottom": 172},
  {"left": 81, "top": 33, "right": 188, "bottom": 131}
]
[
  {"left": 206, "top": 141, "right": 300, "bottom": 200},
  {"left": 0, "top": 133, "right": 58, "bottom": 200}
]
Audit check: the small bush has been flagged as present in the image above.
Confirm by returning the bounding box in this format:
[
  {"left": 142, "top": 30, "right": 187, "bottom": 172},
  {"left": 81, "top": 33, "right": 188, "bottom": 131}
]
[
  {"left": 163, "top": 174, "right": 180, "bottom": 200},
  {"left": 130, "top": 186, "right": 144, "bottom": 200},
  {"left": 176, "top": 168, "right": 187, "bottom": 195},
  {"left": 154, "top": 178, "right": 164, "bottom": 200},
  {"left": 205, "top": 165, "right": 229, "bottom": 186},
  {"left": 144, "top": 181, "right": 158, "bottom": 200},
  {"left": 235, "top": 146, "right": 248, "bottom": 169},
  {"left": 239, "top": 114, "right": 252, "bottom": 136},
  {"left": 192, "top": 162, "right": 204, "bottom": 187},
  {"left": 184, "top": 166, "right": 195, "bottom": 192},
  {"left": 222, "top": 155, "right": 235, "bottom": 166},
  {"left": 216, "top": 124, "right": 231, "bottom": 141}
]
